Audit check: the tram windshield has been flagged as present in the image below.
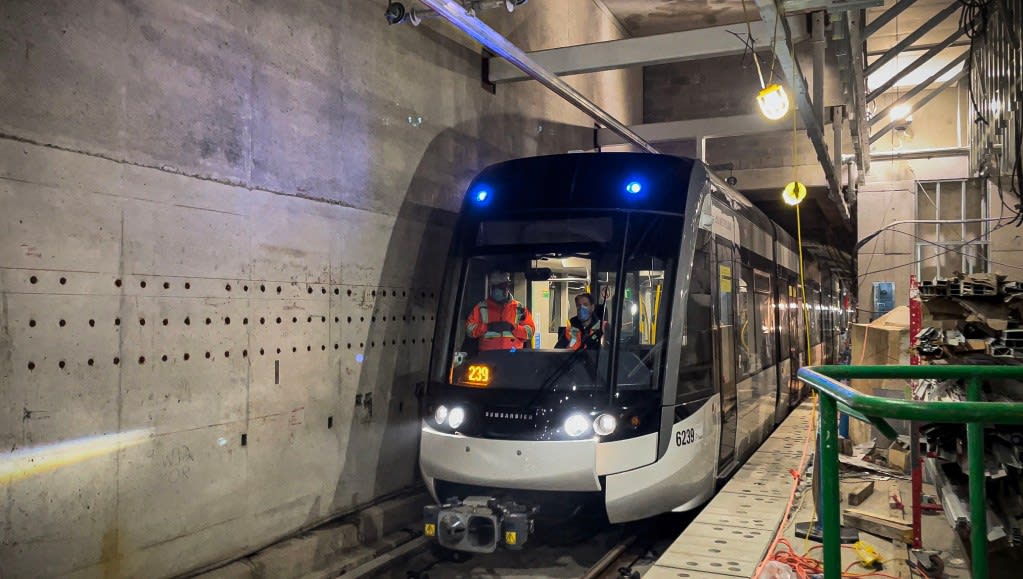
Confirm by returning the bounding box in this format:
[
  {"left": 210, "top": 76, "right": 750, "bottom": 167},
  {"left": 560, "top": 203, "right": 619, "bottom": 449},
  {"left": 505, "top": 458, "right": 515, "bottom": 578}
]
[{"left": 445, "top": 213, "right": 680, "bottom": 395}]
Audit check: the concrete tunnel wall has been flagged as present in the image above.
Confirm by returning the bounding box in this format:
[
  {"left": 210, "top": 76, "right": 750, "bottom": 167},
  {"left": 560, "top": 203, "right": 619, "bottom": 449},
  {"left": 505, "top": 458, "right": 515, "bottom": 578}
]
[{"left": 0, "top": 1, "right": 640, "bottom": 577}]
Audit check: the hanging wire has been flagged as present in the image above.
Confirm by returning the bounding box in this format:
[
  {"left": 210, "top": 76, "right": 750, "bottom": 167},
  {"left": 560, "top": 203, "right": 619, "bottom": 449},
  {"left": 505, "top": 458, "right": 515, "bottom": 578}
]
[{"left": 740, "top": 0, "right": 767, "bottom": 88}]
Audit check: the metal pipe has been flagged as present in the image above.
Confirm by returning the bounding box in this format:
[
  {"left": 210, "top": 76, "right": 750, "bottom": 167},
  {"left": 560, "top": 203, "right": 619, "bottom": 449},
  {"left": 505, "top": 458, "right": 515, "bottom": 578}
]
[
  {"left": 417, "top": 0, "right": 658, "bottom": 153},
  {"left": 813, "top": 11, "right": 826, "bottom": 128},
  {"left": 872, "top": 51, "right": 968, "bottom": 125},
  {"left": 866, "top": 146, "right": 969, "bottom": 160},
  {"left": 846, "top": 9, "right": 871, "bottom": 175},
  {"left": 865, "top": 2, "right": 959, "bottom": 76},
  {"left": 966, "top": 377, "right": 989, "bottom": 579},
  {"left": 864, "top": 0, "right": 917, "bottom": 37},
  {"left": 393, "top": 0, "right": 525, "bottom": 25},
  {"left": 819, "top": 394, "right": 842, "bottom": 579},
  {"left": 870, "top": 70, "right": 966, "bottom": 144},
  {"left": 866, "top": 28, "right": 966, "bottom": 102}
]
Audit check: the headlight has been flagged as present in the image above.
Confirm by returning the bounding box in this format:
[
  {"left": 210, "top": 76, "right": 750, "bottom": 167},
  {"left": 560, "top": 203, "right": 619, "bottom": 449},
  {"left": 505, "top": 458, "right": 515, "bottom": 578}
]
[
  {"left": 563, "top": 413, "right": 590, "bottom": 437},
  {"left": 593, "top": 413, "right": 617, "bottom": 436},
  {"left": 448, "top": 406, "right": 466, "bottom": 429},
  {"left": 434, "top": 405, "right": 449, "bottom": 425}
]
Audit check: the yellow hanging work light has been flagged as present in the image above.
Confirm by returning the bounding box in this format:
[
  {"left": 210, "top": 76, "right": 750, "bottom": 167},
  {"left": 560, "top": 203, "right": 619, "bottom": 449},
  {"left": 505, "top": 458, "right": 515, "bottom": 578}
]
[
  {"left": 756, "top": 83, "right": 790, "bottom": 120},
  {"left": 782, "top": 181, "right": 807, "bottom": 206}
]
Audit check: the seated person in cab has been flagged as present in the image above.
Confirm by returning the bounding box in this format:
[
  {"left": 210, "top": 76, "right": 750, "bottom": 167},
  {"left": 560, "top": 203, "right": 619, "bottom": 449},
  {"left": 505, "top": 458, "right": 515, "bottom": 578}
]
[
  {"left": 556, "top": 292, "right": 605, "bottom": 350},
  {"left": 465, "top": 271, "right": 536, "bottom": 351}
]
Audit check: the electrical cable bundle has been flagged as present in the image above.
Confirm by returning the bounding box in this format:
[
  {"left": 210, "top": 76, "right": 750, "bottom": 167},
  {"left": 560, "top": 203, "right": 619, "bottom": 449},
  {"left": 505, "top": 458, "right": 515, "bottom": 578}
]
[{"left": 958, "top": 0, "right": 1023, "bottom": 226}]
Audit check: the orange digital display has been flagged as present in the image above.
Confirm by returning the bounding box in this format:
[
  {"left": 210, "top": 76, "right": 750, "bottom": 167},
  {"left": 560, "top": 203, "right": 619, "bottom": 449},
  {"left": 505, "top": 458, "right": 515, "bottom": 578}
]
[{"left": 464, "top": 364, "right": 491, "bottom": 387}]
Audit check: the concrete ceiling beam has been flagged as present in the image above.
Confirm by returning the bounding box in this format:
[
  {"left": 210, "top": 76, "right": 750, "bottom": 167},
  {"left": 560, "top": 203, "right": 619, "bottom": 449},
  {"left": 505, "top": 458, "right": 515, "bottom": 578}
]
[
  {"left": 594, "top": 114, "right": 808, "bottom": 148},
  {"left": 486, "top": 18, "right": 808, "bottom": 84},
  {"left": 784, "top": 0, "right": 883, "bottom": 14}
]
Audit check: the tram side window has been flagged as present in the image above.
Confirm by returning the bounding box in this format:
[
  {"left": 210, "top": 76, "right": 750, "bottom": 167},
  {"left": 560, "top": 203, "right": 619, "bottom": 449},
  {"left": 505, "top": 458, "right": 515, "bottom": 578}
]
[
  {"left": 753, "top": 270, "right": 775, "bottom": 369},
  {"left": 678, "top": 234, "right": 713, "bottom": 401},
  {"left": 736, "top": 265, "right": 759, "bottom": 376}
]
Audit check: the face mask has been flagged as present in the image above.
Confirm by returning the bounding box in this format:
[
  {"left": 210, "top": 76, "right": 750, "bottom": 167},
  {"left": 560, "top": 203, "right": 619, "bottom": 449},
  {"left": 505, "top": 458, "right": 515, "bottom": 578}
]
[
  {"left": 491, "top": 288, "right": 508, "bottom": 302},
  {"left": 578, "top": 305, "right": 591, "bottom": 321}
]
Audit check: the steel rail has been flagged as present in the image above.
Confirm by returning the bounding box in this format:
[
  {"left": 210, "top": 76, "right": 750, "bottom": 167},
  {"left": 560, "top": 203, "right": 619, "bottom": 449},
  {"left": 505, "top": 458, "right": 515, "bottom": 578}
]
[{"left": 417, "top": 0, "right": 658, "bottom": 153}]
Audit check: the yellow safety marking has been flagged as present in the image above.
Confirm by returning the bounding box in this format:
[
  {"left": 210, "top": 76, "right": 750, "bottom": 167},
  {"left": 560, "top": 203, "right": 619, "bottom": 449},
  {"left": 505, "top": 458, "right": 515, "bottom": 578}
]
[{"left": 505, "top": 531, "right": 517, "bottom": 545}]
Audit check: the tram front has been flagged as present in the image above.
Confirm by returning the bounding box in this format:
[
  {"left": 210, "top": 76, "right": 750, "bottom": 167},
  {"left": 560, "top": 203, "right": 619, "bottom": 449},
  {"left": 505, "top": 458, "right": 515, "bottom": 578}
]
[{"left": 419, "top": 154, "right": 701, "bottom": 553}]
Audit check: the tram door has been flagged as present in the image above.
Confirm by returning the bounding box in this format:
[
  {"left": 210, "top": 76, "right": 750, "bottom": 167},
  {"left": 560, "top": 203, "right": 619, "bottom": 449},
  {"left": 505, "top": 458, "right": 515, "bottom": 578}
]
[{"left": 714, "top": 239, "right": 738, "bottom": 470}]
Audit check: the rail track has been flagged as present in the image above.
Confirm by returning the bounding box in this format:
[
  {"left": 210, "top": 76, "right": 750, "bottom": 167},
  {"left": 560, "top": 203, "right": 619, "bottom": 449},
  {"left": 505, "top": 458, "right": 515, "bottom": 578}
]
[{"left": 363, "top": 513, "right": 693, "bottom": 579}]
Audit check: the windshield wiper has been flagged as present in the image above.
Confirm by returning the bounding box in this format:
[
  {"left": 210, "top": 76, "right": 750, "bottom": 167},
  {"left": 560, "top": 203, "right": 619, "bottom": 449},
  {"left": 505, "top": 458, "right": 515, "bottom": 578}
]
[{"left": 524, "top": 346, "right": 593, "bottom": 408}]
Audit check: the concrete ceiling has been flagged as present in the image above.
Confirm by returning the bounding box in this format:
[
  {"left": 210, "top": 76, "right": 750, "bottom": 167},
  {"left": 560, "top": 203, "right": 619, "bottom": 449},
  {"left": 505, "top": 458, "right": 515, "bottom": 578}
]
[{"left": 599, "top": 0, "right": 750, "bottom": 36}]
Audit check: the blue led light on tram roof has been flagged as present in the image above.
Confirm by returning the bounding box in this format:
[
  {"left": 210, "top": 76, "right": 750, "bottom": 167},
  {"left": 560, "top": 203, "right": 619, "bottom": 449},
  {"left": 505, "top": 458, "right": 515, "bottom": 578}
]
[
  {"left": 625, "top": 181, "right": 642, "bottom": 194},
  {"left": 475, "top": 190, "right": 489, "bottom": 203}
]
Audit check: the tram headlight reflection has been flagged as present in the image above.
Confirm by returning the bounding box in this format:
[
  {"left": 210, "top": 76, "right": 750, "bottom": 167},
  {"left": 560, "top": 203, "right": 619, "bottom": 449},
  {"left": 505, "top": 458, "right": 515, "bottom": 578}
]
[
  {"left": 593, "top": 413, "right": 617, "bottom": 436},
  {"left": 448, "top": 406, "right": 466, "bottom": 429},
  {"left": 434, "top": 405, "right": 449, "bottom": 426},
  {"left": 563, "top": 413, "right": 590, "bottom": 437}
]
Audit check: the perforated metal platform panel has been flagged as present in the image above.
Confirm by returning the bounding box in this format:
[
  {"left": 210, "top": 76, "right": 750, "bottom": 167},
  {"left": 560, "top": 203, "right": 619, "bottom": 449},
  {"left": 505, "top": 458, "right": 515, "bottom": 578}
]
[{"left": 647, "top": 403, "right": 813, "bottom": 579}]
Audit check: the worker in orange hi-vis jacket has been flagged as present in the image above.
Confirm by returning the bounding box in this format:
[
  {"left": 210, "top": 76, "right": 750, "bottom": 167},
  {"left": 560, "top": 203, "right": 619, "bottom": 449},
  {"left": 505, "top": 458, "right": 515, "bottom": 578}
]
[{"left": 465, "top": 271, "right": 536, "bottom": 351}]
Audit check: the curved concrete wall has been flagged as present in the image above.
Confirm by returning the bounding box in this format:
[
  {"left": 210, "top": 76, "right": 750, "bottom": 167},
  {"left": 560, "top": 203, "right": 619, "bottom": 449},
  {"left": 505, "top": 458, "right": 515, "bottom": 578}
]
[{"left": 0, "top": 1, "right": 639, "bottom": 576}]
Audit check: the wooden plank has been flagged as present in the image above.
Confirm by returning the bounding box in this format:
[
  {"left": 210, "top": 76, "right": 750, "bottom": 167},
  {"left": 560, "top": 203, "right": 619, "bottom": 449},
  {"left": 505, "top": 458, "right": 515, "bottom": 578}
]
[
  {"left": 847, "top": 481, "right": 875, "bottom": 506},
  {"left": 842, "top": 508, "right": 913, "bottom": 544}
]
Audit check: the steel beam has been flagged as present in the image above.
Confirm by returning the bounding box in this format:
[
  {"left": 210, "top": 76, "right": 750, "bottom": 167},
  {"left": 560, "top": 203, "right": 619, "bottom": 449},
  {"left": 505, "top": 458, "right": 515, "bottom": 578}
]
[
  {"left": 865, "top": 2, "right": 959, "bottom": 76},
  {"left": 846, "top": 9, "right": 870, "bottom": 176},
  {"left": 867, "top": 38, "right": 970, "bottom": 56},
  {"left": 870, "top": 51, "right": 967, "bottom": 126},
  {"left": 754, "top": 0, "right": 851, "bottom": 227},
  {"left": 866, "top": 28, "right": 965, "bottom": 101},
  {"left": 869, "top": 70, "right": 966, "bottom": 144},
  {"left": 418, "top": 0, "right": 658, "bottom": 153},
  {"left": 595, "top": 114, "right": 807, "bottom": 148},
  {"left": 863, "top": 0, "right": 917, "bottom": 37},
  {"left": 486, "top": 18, "right": 807, "bottom": 84}
]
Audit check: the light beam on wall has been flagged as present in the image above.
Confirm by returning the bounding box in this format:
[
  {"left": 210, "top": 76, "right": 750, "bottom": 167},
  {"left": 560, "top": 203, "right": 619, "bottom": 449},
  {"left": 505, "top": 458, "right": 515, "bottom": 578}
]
[{"left": 1, "top": 428, "right": 152, "bottom": 484}]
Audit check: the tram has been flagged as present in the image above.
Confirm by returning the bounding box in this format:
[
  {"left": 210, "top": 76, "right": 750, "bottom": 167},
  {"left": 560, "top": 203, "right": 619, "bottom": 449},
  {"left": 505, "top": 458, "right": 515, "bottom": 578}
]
[{"left": 419, "top": 153, "right": 847, "bottom": 553}]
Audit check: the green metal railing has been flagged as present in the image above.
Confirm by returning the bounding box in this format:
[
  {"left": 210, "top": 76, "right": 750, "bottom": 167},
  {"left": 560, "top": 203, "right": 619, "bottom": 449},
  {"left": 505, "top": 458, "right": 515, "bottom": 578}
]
[{"left": 797, "top": 365, "right": 1023, "bottom": 579}]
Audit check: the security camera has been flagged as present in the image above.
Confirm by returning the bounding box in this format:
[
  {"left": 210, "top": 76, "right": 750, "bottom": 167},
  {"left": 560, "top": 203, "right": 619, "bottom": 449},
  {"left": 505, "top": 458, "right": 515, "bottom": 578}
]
[
  {"left": 385, "top": 2, "right": 406, "bottom": 25},
  {"left": 726, "top": 176, "right": 738, "bottom": 186}
]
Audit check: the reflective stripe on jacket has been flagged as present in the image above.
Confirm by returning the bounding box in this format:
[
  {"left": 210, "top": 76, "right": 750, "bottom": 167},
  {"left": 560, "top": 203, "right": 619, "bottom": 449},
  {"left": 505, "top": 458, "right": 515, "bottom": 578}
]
[{"left": 465, "top": 298, "right": 536, "bottom": 351}]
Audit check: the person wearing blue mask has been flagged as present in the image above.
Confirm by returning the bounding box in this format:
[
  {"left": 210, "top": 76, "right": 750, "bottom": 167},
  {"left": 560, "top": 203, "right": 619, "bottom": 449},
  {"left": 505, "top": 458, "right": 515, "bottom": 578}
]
[
  {"left": 465, "top": 271, "right": 536, "bottom": 351},
  {"left": 556, "top": 292, "right": 604, "bottom": 350}
]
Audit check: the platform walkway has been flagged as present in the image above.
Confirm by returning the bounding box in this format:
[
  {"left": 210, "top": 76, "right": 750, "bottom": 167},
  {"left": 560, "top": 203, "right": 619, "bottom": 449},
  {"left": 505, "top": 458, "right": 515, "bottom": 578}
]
[
  {"left": 644, "top": 401, "right": 970, "bottom": 578},
  {"left": 643, "top": 403, "right": 813, "bottom": 578}
]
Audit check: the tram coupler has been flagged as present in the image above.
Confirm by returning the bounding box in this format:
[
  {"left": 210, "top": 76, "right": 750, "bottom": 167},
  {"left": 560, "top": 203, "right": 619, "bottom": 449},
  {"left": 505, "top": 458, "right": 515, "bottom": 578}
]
[{"left": 423, "top": 496, "right": 535, "bottom": 553}]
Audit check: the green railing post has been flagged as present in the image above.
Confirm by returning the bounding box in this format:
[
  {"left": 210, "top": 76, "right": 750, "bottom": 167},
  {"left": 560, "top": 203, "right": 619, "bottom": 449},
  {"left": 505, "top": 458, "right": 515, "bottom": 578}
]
[
  {"left": 967, "top": 377, "right": 988, "bottom": 579},
  {"left": 797, "top": 365, "right": 1023, "bottom": 579},
  {"left": 818, "top": 394, "right": 842, "bottom": 579}
]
